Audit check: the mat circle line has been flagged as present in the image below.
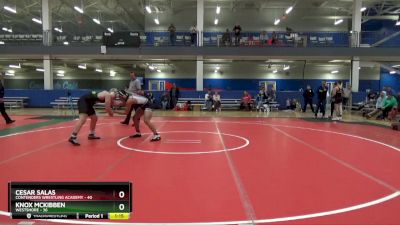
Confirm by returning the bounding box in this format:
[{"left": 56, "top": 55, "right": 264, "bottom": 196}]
[{"left": 117, "top": 130, "right": 250, "bottom": 155}]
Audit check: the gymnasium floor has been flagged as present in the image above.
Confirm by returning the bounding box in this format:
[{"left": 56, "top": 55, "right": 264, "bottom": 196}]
[{"left": 0, "top": 109, "right": 399, "bottom": 225}]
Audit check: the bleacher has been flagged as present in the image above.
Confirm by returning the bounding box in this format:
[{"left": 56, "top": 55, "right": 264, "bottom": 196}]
[
  {"left": 50, "top": 97, "right": 106, "bottom": 114},
  {"left": 177, "top": 98, "right": 279, "bottom": 111},
  {"left": 3, "top": 97, "right": 29, "bottom": 110}
]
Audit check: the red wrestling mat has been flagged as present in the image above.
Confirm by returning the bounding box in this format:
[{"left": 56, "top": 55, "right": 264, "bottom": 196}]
[
  {"left": 0, "top": 117, "right": 399, "bottom": 225},
  {"left": 0, "top": 116, "right": 48, "bottom": 130}
]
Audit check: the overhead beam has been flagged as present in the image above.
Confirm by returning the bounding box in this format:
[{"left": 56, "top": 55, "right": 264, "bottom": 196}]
[{"left": 371, "top": 31, "right": 400, "bottom": 47}]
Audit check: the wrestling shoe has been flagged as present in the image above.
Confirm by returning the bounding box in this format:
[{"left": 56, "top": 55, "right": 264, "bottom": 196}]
[
  {"left": 68, "top": 137, "right": 80, "bottom": 146},
  {"left": 129, "top": 133, "right": 142, "bottom": 138},
  {"left": 88, "top": 134, "right": 101, "bottom": 140},
  {"left": 150, "top": 135, "right": 161, "bottom": 142}
]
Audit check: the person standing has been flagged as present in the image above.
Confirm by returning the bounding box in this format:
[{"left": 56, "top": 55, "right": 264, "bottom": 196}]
[
  {"left": 0, "top": 72, "right": 15, "bottom": 124},
  {"left": 169, "top": 83, "right": 180, "bottom": 109},
  {"left": 302, "top": 85, "right": 314, "bottom": 113},
  {"left": 168, "top": 23, "right": 176, "bottom": 46},
  {"left": 121, "top": 71, "right": 141, "bottom": 125},
  {"left": 314, "top": 81, "right": 328, "bottom": 118},
  {"left": 329, "top": 82, "right": 337, "bottom": 118},
  {"left": 190, "top": 25, "right": 197, "bottom": 46},
  {"left": 232, "top": 23, "right": 242, "bottom": 46},
  {"left": 342, "top": 85, "right": 352, "bottom": 110},
  {"left": 213, "top": 91, "right": 221, "bottom": 112},
  {"left": 332, "top": 81, "right": 343, "bottom": 121}
]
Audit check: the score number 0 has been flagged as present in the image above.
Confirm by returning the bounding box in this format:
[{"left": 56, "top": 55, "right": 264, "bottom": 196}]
[{"left": 118, "top": 191, "right": 125, "bottom": 211}]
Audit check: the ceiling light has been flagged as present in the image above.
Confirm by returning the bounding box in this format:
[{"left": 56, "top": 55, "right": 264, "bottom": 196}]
[
  {"left": 396, "top": 20, "right": 400, "bottom": 26},
  {"left": 7, "top": 70, "right": 15, "bottom": 74},
  {"left": 214, "top": 19, "right": 219, "bottom": 25},
  {"left": 390, "top": 70, "right": 396, "bottom": 74},
  {"left": 78, "top": 64, "right": 87, "bottom": 69},
  {"left": 36, "top": 68, "right": 45, "bottom": 72},
  {"left": 274, "top": 18, "right": 280, "bottom": 26},
  {"left": 95, "top": 68, "right": 103, "bottom": 73},
  {"left": 154, "top": 18, "right": 159, "bottom": 25},
  {"left": 214, "top": 70, "right": 218, "bottom": 73},
  {"left": 216, "top": 66, "right": 220, "bottom": 70},
  {"left": 149, "top": 66, "right": 155, "bottom": 70},
  {"left": 216, "top": 6, "right": 221, "bottom": 14},
  {"left": 92, "top": 18, "right": 101, "bottom": 25},
  {"left": 0, "top": 41, "right": 4, "bottom": 45},
  {"left": 331, "top": 70, "right": 339, "bottom": 74},
  {"left": 63, "top": 41, "right": 69, "bottom": 45},
  {"left": 54, "top": 27, "right": 63, "bottom": 33},
  {"left": 57, "top": 70, "right": 65, "bottom": 74},
  {"left": 360, "top": 7, "right": 367, "bottom": 12},
  {"left": 273, "top": 69, "right": 278, "bottom": 73},
  {"left": 358, "top": 67, "right": 361, "bottom": 70},
  {"left": 32, "top": 18, "right": 42, "bottom": 24},
  {"left": 392, "top": 65, "right": 400, "bottom": 68},
  {"left": 334, "top": 19, "right": 343, "bottom": 25},
  {"left": 110, "top": 70, "right": 116, "bottom": 77},
  {"left": 9, "top": 64, "right": 21, "bottom": 69},
  {"left": 4, "top": 6, "right": 16, "bottom": 14},
  {"left": 145, "top": 6, "right": 152, "bottom": 14},
  {"left": 1, "top": 27, "right": 12, "bottom": 33},
  {"left": 107, "top": 27, "right": 114, "bottom": 33},
  {"left": 56, "top": 73, "right": 64, "bottom": 77},
  {"left": 285, "top": 6, "right": 293, "bottom": 15},
  {"left": 156, "top": 69, "right": 161, "bottom": 73},
  {"left": 283, "top": 65, "right": 290, "bottom": 70},
  {"left": 74, "top": 6, "right": 84, "bottom": 14}
]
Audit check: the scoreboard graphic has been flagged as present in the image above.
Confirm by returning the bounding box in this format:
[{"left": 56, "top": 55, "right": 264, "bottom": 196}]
[{"left": 8, "top": 182, "right": 132, "bottom": 220}]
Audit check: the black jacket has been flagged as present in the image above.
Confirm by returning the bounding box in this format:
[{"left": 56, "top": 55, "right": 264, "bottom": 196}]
[
  {"left": 303, "top": 89, "right": 314, "bottom": 99},
  {"left": 0, "top": 81, "right": 4, "bottom": 98},
  {"left": 317, "top": 86, "right": 328, "bottom": 100}
]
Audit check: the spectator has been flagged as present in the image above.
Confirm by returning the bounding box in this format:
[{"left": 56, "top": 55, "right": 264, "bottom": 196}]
[
  {"left": 382, "top": 93, "right": 398, "bottom": 120},
  {"left": 121, "top": 71, "right": 141, "bottom": 125},
  {"left": 366, "top": 91, "right": 386, "bottom": 119},
  {"left": 332, "top": 81, "right": 343, "bottom": 121},
  {"left": 168, "top": 23, "right": 176, "bottom": 46},
  {"left": 388, "top": 92, "right": 400, "bottom": 120},
  {"left": 315, "top": 81, "right": 328, "bottom": 118},
  {"left": 213, "top": 91, "right": 221, "bottom": 112},
  {"left": 160, "top": 91, "right": 170, "bottom": 110},
  {"left": 232, "top": 23, "right": 242, "bottom": 46},
  {"left": 302, "top": 85, "right": 314, "bottom": 113},
  {"left": 240, "top": 91, "right": 252, "bottom": 111},
  {"left": 286, "top": 98, "right": 291, "bottom": 109},
  {"left": 205, "top": 89, "right": 213, "bottom": 111},
  {"left": 256, "top": 87, "right": 267, "bottom": 110},
  {"left": 343, "top": 85, "right": 352, "bottom": 110},
  {"left": 289, "top": 99, "right": 297, "bottom": 110},
  {"left": 271, "top": 31, "right": 277, "bottom": 45},
  {"left": 260, "top": 31, "right": 268, "bottom": 46},
  {"left": 169, "top": 83, "right": 180, "bottom": 109},
  {"left": 184, "top": 101, "right": 193, "bottom": 111},
  {"left": 221, "top": 29, "right": 231, "bottom": 46},
  {"left": 190, "top": 25, "right": 197, "bottom": 46},
  {"left": 146, "top": 92, "right": 155, "bottom": 104},
  {"left": 0, "top": 72, "right": 15, "bottom": 124},
  {"left": 329, "top": 82, "right": 337, "bottom": 119},
  {"left": 367, "top": 90, "right": 378, "bottom": 101}
]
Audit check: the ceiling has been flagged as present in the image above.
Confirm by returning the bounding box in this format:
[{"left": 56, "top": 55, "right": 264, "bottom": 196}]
[{"left": 1, "top": 0, "right": 400, "bottom": 35}]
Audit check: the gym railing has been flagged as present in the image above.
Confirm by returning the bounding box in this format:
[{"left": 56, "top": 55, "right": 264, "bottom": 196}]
[{"left": 1, "top": 30, "right": 400, "bottom": 48}]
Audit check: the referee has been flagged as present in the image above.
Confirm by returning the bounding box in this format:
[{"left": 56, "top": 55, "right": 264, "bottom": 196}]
[
  {"left": 121, "top": 71, "right": 141, "bottom": 125},
  {"left": 0, "top": 72, "right": 15, "bottom": 124}
]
